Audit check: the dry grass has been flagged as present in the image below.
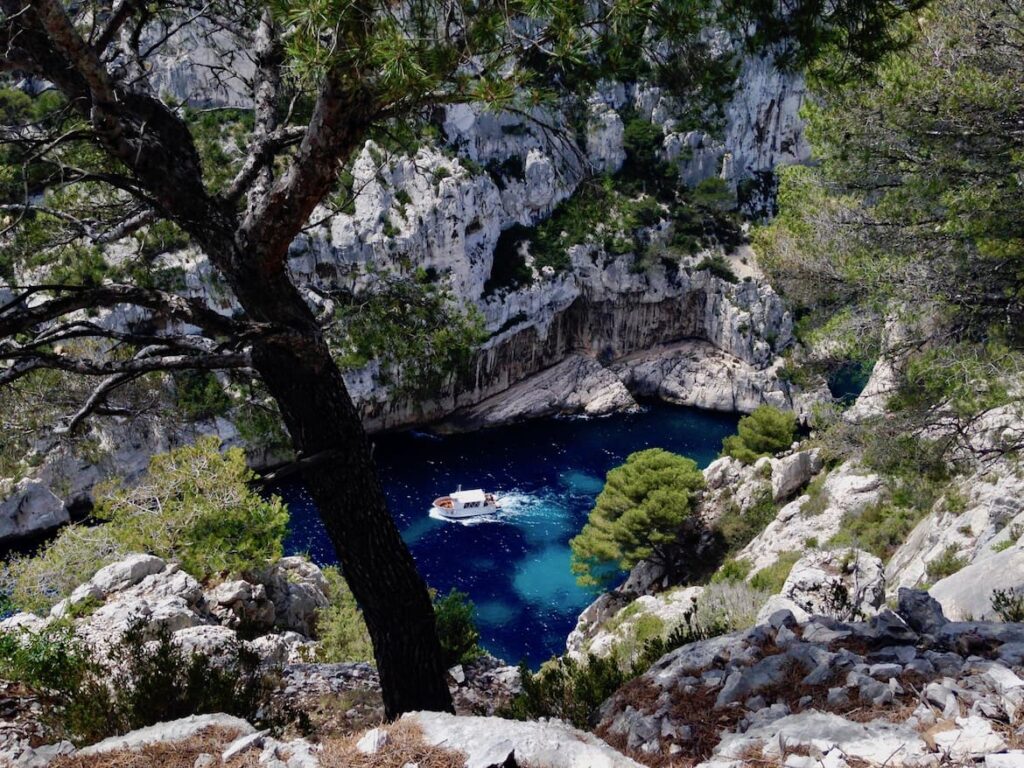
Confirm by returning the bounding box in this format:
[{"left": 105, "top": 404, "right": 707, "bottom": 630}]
[
  {"left": 321, "top": 720, "right": 466, "bottom": 768},
  {"left": 48, "top": 721, "right": 466, "bottom": 768},
  {"left": 50, "top": 727, "right": 259, "bottom": 768}
]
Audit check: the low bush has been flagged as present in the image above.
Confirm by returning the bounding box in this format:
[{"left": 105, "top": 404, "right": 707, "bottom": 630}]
[
  {"left": 694, "top": 254, "right": 738, "bottom": 283},
  {"left": 992, "top": 588, "right": 1024, "bottom": 622},
  {"left": 315, "top": 567, "right": 374, "bottom": 663},
  {"left": 714, "top": 489, "right": 778, "bottom": 555},
  {"left": 434, "top": 589, "right": 483, "bottom": 668},
  {"left": 172, "top": 371, "right": 231, "bottom": 421},
  {"left": 0, "top": 620, "right": 276, "bottom": 745},
  {"left": 828, "top": 502, "right": 924, "bottom": 563},
  {"left": 500, "top": 654, "right": 627, "bottom": 728},
  {"left": 721, "top": 406, "right": 797, "bottom": 464},
  {"left": 502, "top": 583, "right": 765, "bottom": 727},
  {"left": 925, "top": 545, "right": 967, "bottom": 582},
  {"left": 5, "top": 437, "right": 288, "bottom": 613},
  {"left": 749, "top": 551, "right": 800, "bottom": 594},
  {"left": 710, "top": 558, "right": 753, "bottom": 584}
]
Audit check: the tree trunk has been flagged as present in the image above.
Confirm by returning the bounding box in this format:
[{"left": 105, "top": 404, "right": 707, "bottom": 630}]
[
  {"left": 253, "top": 332, "right": 455, "bottom": 718},
  {"left": 219, "top": 240, "right": 454, "bottom": 718}
]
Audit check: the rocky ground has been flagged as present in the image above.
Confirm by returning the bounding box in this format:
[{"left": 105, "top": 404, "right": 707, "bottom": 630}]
[
  {"left": 0, "top": 554, "right": 522, "bottom": 767},
  {"left": 8, "top": 576, "right": 1024, "bottom": 767}
]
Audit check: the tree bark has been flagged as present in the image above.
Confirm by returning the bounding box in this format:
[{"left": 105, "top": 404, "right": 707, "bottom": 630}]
[{"left": 234, "top": 278, "right": 454, "bottom": 718}]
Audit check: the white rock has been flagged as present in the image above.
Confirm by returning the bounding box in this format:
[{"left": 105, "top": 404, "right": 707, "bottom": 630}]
[
  {"left": 222, "top": 731, "right": 267, "bottom": 762},
  {"left": 78, "top": 714, "right": 255, "bottom": 755},
  {"left": 714, "top": 711, "right": 928, "bottom": 766},
  {"left": 403, "top": 712, "right": 644, "bottom": 768},
  {"left": 770, "top": 450, "right": 822, "bottom": 501},
  {"left": 933, "top": 716, "right": 1006, "bottom": 759},
  {"left": 91, "top": 554, "right": 166, "bottom": 595},
  {"left": 775, "top": 549, "right": 885, "bottom": 620},
  {"left": 356, "top": 727, "right": 389, "bottom": 755},
  {"left": 739, "top": 463, "right": 883, "bottom": 574},
  {"left": 987, "top": 752, "right": 1024, "bottom": 768}
]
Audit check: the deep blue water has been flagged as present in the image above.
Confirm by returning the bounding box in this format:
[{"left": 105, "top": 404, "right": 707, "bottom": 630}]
[{"left": 276, "top": 403, "right": 738, "bottom": 667}]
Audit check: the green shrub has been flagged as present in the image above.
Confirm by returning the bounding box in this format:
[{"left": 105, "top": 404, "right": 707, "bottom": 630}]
[
  {"left": 434, "top": 589, "right": 483, "bottom": 668},
  {"left": 0, "top": 620, "right": 276, "bottom": 745},
  {"left": 500, "top": 654, "right": 627, "bottom": 728},
  {"left": 710, "top": 558, "right": 753, "bottom": 583},
  {"left": 800, "top": 472, "right": 830, "bottom": 516},
  {"left": 992, "top": 539, "right": 1015, "bottom": 553},
  {"left": 634, "top": 582, "right": 766, "bottom": 668},
  {"left": 173, "top": 371, "right": 230, "bottom": 420},
  {"left": 314, "top": 567, "right": 374, "bottom": 663},
  {"left": 714, "top": 489, "right": 778, "bottom": 555},
  {"left": 570, "top": 449, "right": 705, "bottom": 586},
  {"left": 749, "top": 551, "right": 800, "bottom": 594},
  {"left": 992, "top": 588, "right": 1024, "bottom": 622},
  {"left": 925, "top": 545, "right": 967, "bottom": 581},
  {"left": 5, "top": 437, "right": 288, "bottom": 612},
  {"left": 828, "top": 502, "right": 925, "bottom": 563},
  {"left": 721, "top": 406, "right": 797, "bottom": 464},
  {"left": 694, "top": 254, "right": 738, "bottom": 283}
]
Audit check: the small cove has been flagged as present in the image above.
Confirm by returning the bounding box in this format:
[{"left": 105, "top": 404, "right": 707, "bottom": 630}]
[{"left": 277, "top": 402, "right": 738, "bottom": 667}]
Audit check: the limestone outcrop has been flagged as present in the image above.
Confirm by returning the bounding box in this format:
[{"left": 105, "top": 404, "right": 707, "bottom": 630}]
[{"left": 597, "top": 596, "right": 1024, "bottom": 767}]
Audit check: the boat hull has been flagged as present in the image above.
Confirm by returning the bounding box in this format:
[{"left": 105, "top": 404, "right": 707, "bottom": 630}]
[{"left": 431, "top": 503, "right": 498, "bottom": 520}]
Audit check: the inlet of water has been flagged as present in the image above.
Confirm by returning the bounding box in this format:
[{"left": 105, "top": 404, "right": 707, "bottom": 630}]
[{"left": 276, "top": 402, "right": 738, "bottom": 666}]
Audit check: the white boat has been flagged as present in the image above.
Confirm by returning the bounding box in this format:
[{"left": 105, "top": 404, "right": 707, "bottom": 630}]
[{"left": 431, "top": 487, "right": 500, "bottom": 520}]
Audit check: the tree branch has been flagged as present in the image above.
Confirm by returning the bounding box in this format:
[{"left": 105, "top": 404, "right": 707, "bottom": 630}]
[
  {"left": 0, "top": 283, "right": 253, "bottom": 339},
  {"left": 0, "top": 348, "right": 250, "bottom": 386}
]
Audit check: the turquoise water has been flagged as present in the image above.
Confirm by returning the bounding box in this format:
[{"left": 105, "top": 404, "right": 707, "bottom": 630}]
[{"left": 277, "top": 403, "right": 738, "bottom": 666}]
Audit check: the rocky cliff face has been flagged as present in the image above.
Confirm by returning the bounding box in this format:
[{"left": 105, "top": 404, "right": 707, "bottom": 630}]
[{"left": 0, "top": 39, "right": 815, "bottom": 541}]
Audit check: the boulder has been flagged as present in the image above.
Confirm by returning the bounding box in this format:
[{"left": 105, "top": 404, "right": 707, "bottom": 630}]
[
  {"left": 776, "top": 549, "right": 885, "bottom": 620},
  {"left": 403, "top": 712, "right": 644, "bottom": 768},
  {"left": 930, "top": 547, "right": 1024, "bottom": 621},
  {"left": 770, "top": 450, "right": 822, "bottom": 502},
  {"left": 91, "top": 554, "right": 166, "bottom": 595},
  {"left": 0, "top": 480, "right": 68, "bottom": 543},
  {"left": 897, "top": 588, "right": 948, "bottom": 635},
  {"left": 172, "top": 625, "right": 239, "bottom": 658},
  {"left": 206, "top": 579, "right": 276, "bottom": 631},
  {"left": 251, "top": 557, "right": 330, "bottom": 636}
]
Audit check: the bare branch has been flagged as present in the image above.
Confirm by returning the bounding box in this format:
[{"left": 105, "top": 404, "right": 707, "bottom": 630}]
[
  {"left": 56, "top": 370, "right": 142, "bottom": 435},
  {"left": 0, "top": 284, "right": 253, "bottom": 339}
]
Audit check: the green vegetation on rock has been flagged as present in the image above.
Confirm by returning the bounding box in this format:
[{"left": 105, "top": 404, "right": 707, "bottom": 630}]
[
  {"left": 0, "top": 620, "right": 275, "bottom": 745},
  {"left": 433, "top": 588, "right": 484, "bottom": 668},
  {"left": 749, "top": 551, "right": 800, "bottom": 594},
  {"left": 570, "top": 448, "right": 705, "bottom": 587},
  {"left": 5, "top": 438, "right": 288, "bottom": 612},
  {"left": 721, "top": 406, "right": 797, "bottom": 464},
  {"left": 315, "top": 567, "right": 375, "bottom": 663}
]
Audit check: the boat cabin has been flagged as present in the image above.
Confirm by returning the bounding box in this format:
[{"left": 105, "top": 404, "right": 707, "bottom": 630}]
[{"left": 431, "top": 488, "right": 498, "bottom": 519}]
